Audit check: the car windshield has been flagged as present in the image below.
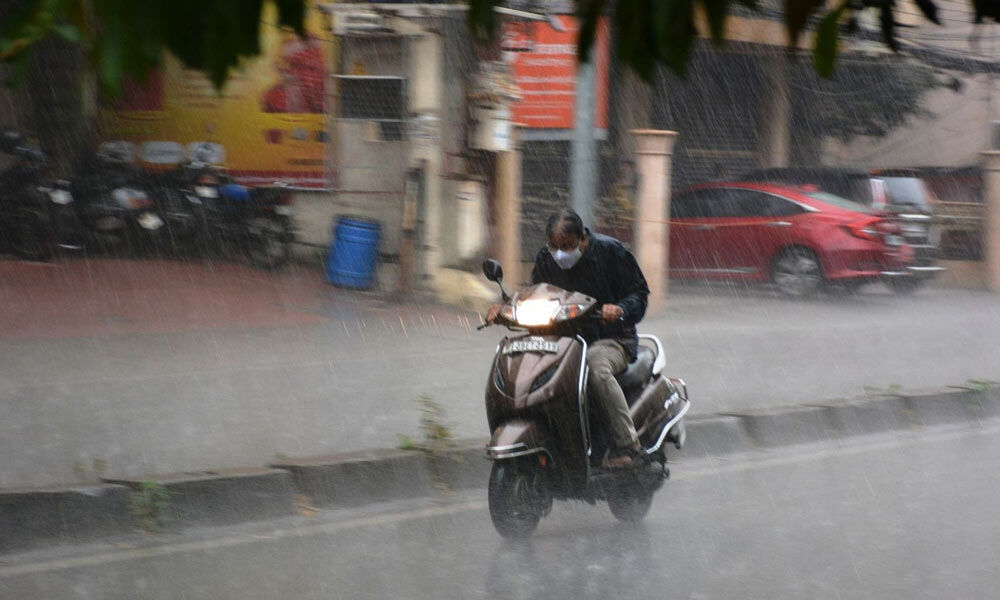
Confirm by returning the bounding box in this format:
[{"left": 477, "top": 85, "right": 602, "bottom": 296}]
[
  {"left": 806, "top": 192, "right": 875, "bottom": 214},
  {"left": 879, "top": 177, "right": 933, "bottom": 210}
]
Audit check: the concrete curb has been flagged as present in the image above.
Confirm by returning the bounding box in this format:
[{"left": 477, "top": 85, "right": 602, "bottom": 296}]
[
  {"left": 2, "top": 386, "right": 997, "bottom": 554},
  {"left": 0, "top": 484, "right": 132, "bottom": 554},
  {"left": 102, "top": 467, "right": 298, "bottom": 528}
]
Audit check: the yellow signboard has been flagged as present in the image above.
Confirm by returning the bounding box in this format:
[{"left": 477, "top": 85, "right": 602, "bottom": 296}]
[{"left": 98, "top": 3, "right": 331, "bottom": 188}]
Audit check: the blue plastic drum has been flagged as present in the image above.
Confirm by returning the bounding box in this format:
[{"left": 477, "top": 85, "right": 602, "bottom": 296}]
[{"left": 326, "top": 216, "right": 381, "bottom": 289}]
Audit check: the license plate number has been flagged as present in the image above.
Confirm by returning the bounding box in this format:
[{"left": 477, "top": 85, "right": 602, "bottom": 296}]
[
  {"left": 503, "top": 339, "right": 559, "bottom": 355},
  {"left": 885, "top": 234, "right": 904, "bottom": 246},
  {"left": 195, "top": 186, "right": 219, "bottom": 198}
]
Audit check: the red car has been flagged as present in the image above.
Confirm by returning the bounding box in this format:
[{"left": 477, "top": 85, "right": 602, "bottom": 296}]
[{"left": 669, "top": 182, "right": 915, "bottom": 296}]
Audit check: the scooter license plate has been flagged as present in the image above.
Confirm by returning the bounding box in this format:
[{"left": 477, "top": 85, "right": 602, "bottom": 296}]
[
  {"left": 138, "top": 212, "right": 164, "bottom": 230},
  {"left": 503, "top": 339, "right": 559, "bottom": 355}
]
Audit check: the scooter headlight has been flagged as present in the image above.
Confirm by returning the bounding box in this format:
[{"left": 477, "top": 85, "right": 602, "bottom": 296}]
[
  {"left": 112, "top": 188, "right": 151, "bottom": 209},
  {"left": 499, "top": 304, "right": 515, "bottom": 322},
  {"left": 514, "top": 299, "right": 560, "bottom": 327},
  {"left": 553, "top": 303, "right": 588, "bottom": 323}
]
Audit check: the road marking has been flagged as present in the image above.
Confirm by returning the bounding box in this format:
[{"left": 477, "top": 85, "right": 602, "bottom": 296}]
[
  {"left": 0, "top": 501, "right": 486, "bottom": 578},
  {"left": 3, "top": 422, "right": 997, "bottom": 579}
]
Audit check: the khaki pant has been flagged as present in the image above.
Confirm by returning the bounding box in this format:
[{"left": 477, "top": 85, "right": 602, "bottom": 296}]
[{"left": 586, "top": 339, "right": 639, "bottom": 449}]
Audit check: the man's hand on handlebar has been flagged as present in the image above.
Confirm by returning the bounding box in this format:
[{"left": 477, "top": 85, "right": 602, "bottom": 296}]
[
  {"left": 601, "top": 304, "right": 624, "bottom": 322},
  {"left": 478, "top": 303, "right": 502, "bottom": 329}
]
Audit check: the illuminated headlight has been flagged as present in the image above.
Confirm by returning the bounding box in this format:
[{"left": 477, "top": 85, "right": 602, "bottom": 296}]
[{"left": 514, "top": 299, "right": 560, "bottom": 327}]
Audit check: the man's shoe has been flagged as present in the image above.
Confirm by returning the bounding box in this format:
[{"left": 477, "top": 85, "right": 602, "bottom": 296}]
[
  {"left": 602, "top": 443, "right": 643, "bottom": 468},
  {"left": 667, "top": 420, "right": 686, "bottom": 450}
]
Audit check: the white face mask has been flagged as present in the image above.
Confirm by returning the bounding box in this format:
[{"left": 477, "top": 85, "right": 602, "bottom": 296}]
[{"left": 551, "top": 247, "right": 583, "bottom": 270}]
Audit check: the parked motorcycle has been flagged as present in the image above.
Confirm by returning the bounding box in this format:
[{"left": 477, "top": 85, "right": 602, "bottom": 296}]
[
  {"left": 156, "top": 150, "right": 295, "bottom": 269},
  {"left": 71, "top": 143, "right": 165, "bottom": 254},
  {"left": 477, "top": 259, "right": 690, "bottom": 538},
  {"left": 0, "top": 130, "right": 81, "bottom": 260}
]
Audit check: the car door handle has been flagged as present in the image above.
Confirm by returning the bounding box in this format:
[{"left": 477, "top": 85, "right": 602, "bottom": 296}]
[
  {"left": 766, "top": 221, "right": 792, "bottom": 228},
  {"left": 691, "top": 224, "right": 715, "bottom": 231}
]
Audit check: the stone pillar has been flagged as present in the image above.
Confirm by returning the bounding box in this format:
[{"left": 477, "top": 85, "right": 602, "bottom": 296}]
[
  {"left": 407, "top": 30, "right": 444, "bottom": 286},
  {"left": 982, "top": 151, "right": 1000, "bottom": 292},
  {"left": 496, "top": 128, "right": 523, "bottom": 286},
  {"left": 631, "top": 130, "right": 678, "bottom": 315}
]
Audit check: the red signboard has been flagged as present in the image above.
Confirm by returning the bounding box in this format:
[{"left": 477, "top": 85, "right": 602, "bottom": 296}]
[{"left": 502, "top": 15, "right": 610, "bottom": 131}]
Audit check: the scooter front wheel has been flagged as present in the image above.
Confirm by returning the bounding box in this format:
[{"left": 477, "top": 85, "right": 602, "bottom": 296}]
[
  {"left": 488, "top": 461, "right": 542, "bottom": 539},
  {"left": 607, "top": 483, "right": 654, "bottom": 523}
]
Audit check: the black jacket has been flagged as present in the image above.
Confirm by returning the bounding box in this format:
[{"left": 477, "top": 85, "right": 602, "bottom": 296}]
[{"left": 531, "top": 229, "right": 650, "bottom": 361}]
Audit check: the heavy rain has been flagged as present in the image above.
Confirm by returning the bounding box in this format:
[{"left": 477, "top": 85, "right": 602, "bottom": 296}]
[{"left": 2, "top": 0, "right": 1000, "bottom": 598}]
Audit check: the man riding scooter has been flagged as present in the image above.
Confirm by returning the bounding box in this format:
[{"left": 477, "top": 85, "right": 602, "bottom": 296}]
[{"left": 489, "top": 208, "right": 683, "bottom": 467}]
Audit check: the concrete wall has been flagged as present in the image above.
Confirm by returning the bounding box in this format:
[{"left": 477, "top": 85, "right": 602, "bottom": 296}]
[{"left": 829, "top": 76, "right": 991, "bottom": 168}]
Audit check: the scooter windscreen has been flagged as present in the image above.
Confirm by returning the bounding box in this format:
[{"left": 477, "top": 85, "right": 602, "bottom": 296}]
[{"left": 494, "top": 283, "right": 597, "bottom": 330}]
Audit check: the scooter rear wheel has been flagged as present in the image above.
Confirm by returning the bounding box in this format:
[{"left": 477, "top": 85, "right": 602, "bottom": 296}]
[
  {"left": 607, "top": 484, "right": 654, "bottom": 523},
  {"left": 488, "top": 461, "right": 541, "bottom": 539}
]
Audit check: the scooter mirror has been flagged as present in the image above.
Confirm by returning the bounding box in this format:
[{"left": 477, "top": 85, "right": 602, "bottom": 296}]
[{"left": 482, "top": 259, "right": 503, "bottom": 283}]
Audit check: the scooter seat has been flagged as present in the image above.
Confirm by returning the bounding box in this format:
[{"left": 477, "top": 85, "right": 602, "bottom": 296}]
[{"left": 615, "top": 346, "right": 655, "bottom": 405}]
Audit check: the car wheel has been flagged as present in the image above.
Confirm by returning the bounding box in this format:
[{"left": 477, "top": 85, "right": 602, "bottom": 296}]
[
  {"left": 887, "top": 276, "right": 925, "bottom": 295},
  {"left": 825, "top": 279, "right": 864, "bottom": 296},
  {"left": 772, "top": 247, "right": 823, "bottom": 297}
]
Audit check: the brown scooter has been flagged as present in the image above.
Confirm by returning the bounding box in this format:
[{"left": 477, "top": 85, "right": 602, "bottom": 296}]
[{"left": 478, "top": 259, "right": 690, "bottom": 538}]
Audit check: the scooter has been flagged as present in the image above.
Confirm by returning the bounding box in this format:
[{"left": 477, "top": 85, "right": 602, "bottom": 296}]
[
  {"left": 156, "top": 149, "right": 295, "bottom": 269},
  {"left": 72, "top": 144, "right": 165, "bottom": 255},
  {"left": 478, "top": 259, "right": 690, "bottom": 538},
  {"left": 0, "top": 130, "right": 81, "bottom": 260}
]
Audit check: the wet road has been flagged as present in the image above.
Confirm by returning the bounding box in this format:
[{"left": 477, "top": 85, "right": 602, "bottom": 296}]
[
  {"left": 2, "top": 259, "right": 1000, "bottom": 487},
  {"left": 3, "top": 425, "right": 999, "bottom": 599}
]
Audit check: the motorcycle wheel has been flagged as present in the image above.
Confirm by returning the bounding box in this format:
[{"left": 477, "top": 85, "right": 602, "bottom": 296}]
[
  {"left": 607, "top": 483, "right": 654, "bottom": 523},
  {"left": 246, "top": 215, "right": 291, "bottom": 270},
  {"left": 12, "top": 207, "right": 54, "bottom": 261},
  {"left": 488, "top": 461, "right": 542, "bottom": 539}
]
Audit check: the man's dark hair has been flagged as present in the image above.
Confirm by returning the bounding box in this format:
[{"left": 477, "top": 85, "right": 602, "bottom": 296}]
[{"left": 545, "top": 208, "right": 585, "bottom": 239}]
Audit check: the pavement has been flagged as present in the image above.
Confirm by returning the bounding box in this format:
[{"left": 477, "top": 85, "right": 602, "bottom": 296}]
[{"left": 2, "top": 256, "right": 1000, "bottom": 552}]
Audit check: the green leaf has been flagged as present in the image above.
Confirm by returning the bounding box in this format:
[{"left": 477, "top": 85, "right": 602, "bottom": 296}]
[
  {"left": 652, "top": 0, "right": 696, "bottom": 75},
  {"left": 814, "top": 1, "right": 848, "bottom": 77},
  {"left": 785, "top": 0, "right": 825, "bottom": 47},
  {"left": 97, "top": 13, "right": 124, "bottom": 96},
  {"left": 51, "top": 23, "right": 82, "bottom": 42},
  {"left": 577, "top": 0, "right": 607, "bottom": 63},
  {"left": 879, "top": 0, "right": 899, "bottom": 52},
  {"left": 1, "top": 51, "right": 30, "bottom": 87},
  {"left": 702, "top": 0, "right": 729, "bottom": 43},
  {"left": 467, "top": 0, "right": 498, "bottom": 41},
  {"left": 913, "top": 0, "right": 940, "bottom": 24},
  {"left": 273, "top": 0, "right": 305, "bottom": 35}
]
